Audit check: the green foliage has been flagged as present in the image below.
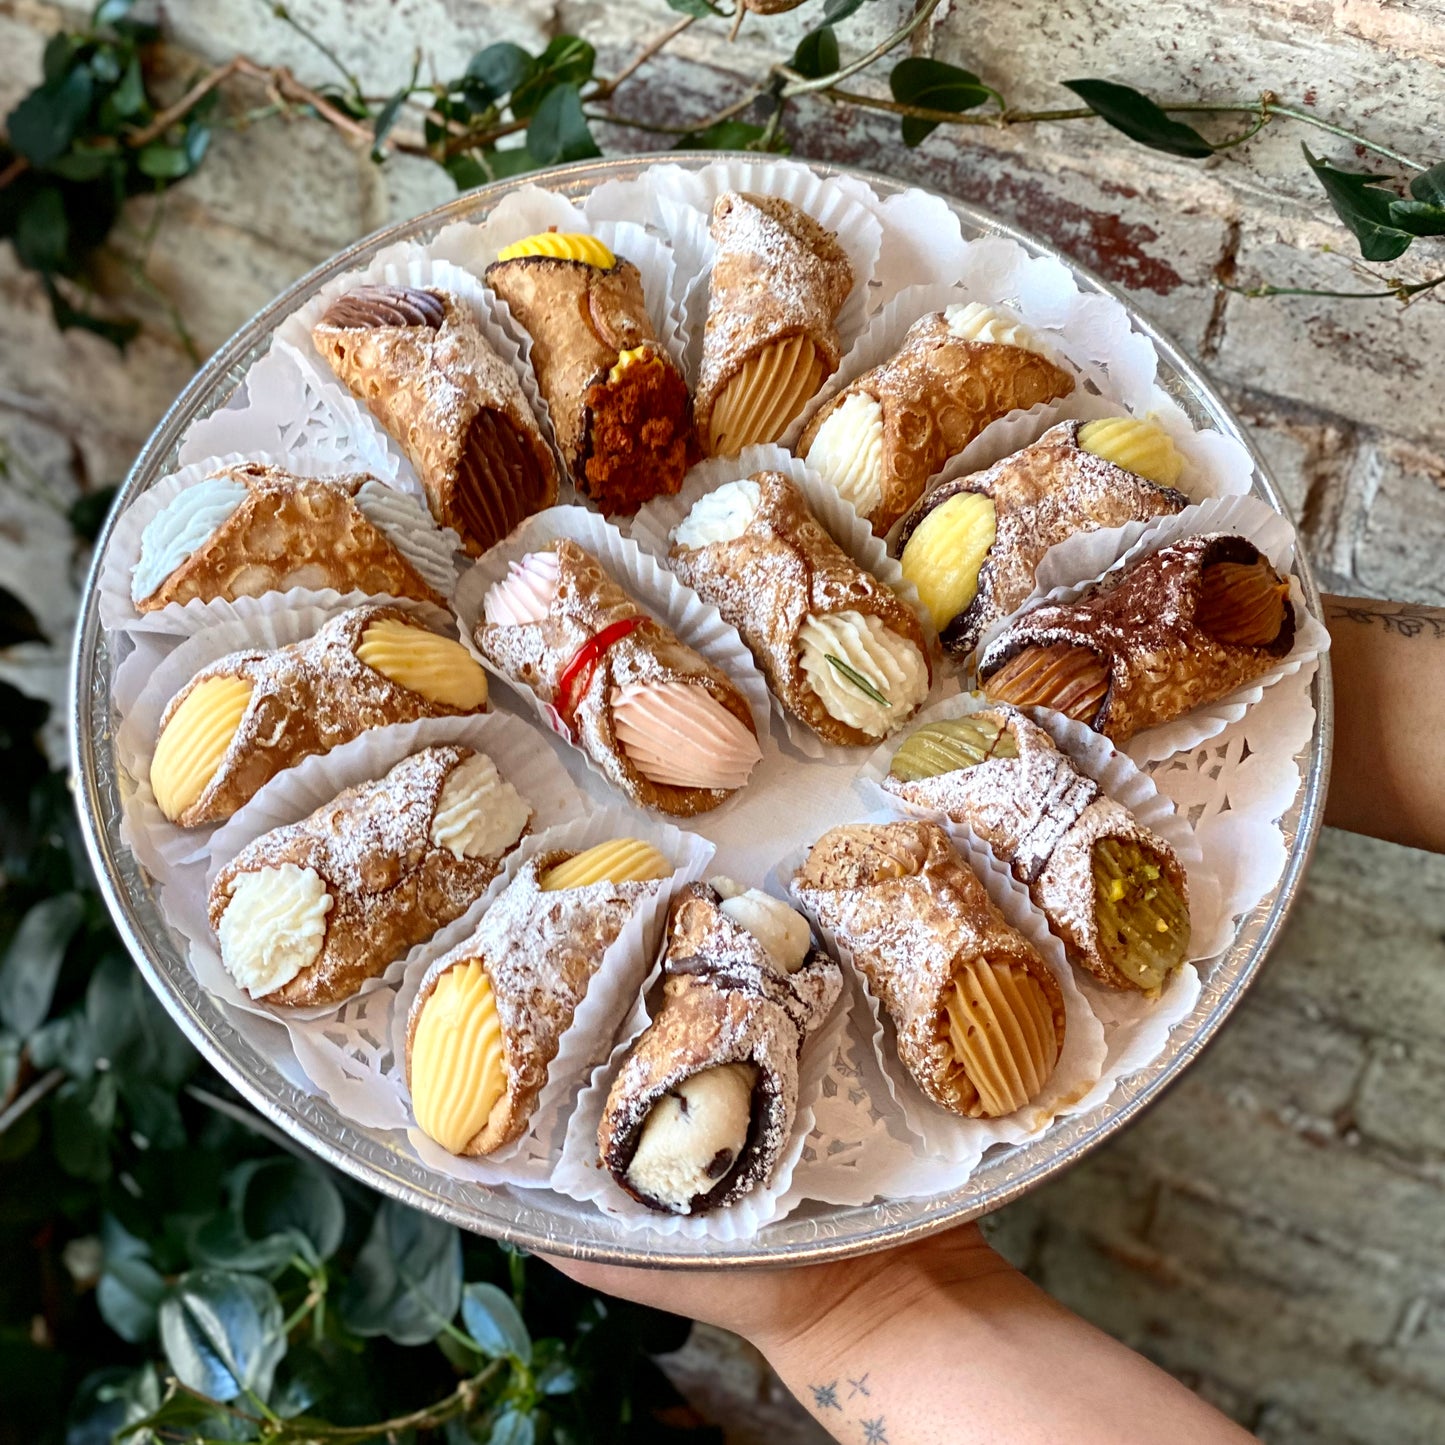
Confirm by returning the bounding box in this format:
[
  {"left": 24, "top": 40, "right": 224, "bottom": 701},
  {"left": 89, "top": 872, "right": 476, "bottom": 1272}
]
[
  {"left": 0, "top": 0, "right": 212, "bottom": 346},
  {"left": 889, "top": 57, "right": 995, "bottom": 146},
  {"left": 1303, "top": 145, "right": 1445, "bottom": 261},
  {"left": 791, "top": 27, "right": 841, "bottom": 82},
  {"left": 0, "top": 498, "right": 715, "bottom": 1444},
  {"left": 1061, "top": 78, "right": 1214, "bottom": 159}
]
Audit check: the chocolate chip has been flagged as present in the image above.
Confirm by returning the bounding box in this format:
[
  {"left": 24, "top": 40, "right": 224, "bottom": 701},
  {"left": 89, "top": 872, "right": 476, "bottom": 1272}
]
[
  {"left": 705, "top": 1148, "right": 735, "bottom": 1180},
  {"left": 320, "top": 285, "right": 446, "bottom": 330}
]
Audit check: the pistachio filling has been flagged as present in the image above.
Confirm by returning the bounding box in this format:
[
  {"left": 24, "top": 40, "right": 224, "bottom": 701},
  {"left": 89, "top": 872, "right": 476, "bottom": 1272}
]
[
  {"left": 1091, "top": 838, "right": 1190, "bottom": 991},
  {"left": 889, "top": 714, "right": 1019, "bottom": 782}
]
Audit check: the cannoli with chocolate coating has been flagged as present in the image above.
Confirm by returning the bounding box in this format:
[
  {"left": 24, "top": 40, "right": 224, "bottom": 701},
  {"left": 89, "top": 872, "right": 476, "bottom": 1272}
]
[
  {"left": 885, "top": 707, "right": 1190, "bottom": 992},
  {"left": 895, "top": 418, "right": 1188, "bottom": 655},
  {"left": 485, "top": 232, "right": 692, "bottom": 513},
  {"left": 792, "top": 820, "right": 1064, "bottom": 1119},
  {"left": 668, "top": 471, "right": 931, "bottom": 746},
  {"left": 208, "top": 746, "right": 530, "bottom": 1007},
  {"left": 312, "top": 285, "right": 557, "bottom": 555},
  {"left": 979, "top": 533, "right": 1295, "bottom": 743},
  {"left": 475, "top": 540, "right": 761, "bottom": 816},
  {"left": 797, "top": 304, "right": 1076, "bottom": 536},
  {"left": 405, "top": 837, "right": 673, "bottom": 1156},
  {"left": 694, "top": 193, "right": 853, "bottom": 458},
  {"left": 149, "top": 605, "right": 489, "bottom": 827},
  {"left": 599, "top": 878, "right": 842, "bottom": 1215},
  {"left": 132, "top": 463, "right": 458, "bottom": 612}
]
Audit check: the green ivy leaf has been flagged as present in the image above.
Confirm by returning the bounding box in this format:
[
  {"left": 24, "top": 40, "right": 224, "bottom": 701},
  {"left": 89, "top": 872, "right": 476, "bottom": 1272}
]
[
  {"left": 512, "top": 36, "right": 595, "bottom": 118},
  {"left": 339, "top": 1201, "right": 462, "bottom": 1346},
  {"left": 236, "top": 1156, "right": 345, "bottom": 1264},
  {"left": 14, "top": 186, "right": 70, "bottom": 272},
  {"left": 461, "top": 1282, "right": 532, "bottom": 1364},
  {"left": 65, "top": 1364, "right": 161, "bottom": 1445},
  {"left": 0, "top": 891, "right": 84, "bottom": 1034},
  {"left": 666, "top": 0, "right": 726, "bottom": 13},
  {"left": 824, "top": 0, "right": 872, "bottom": 19},
  {"left": 135, "top": 142, "right": 192, "bottom": 179},
  {"left": 371, "top": 83, "right": 412, "bottom": 161},
  {"left": 109, "top": 54, "right": 145, "bottom": 117},
  {"left": 0, "top": 584, "right": 46, "bottom": 648},
  {"left": 191, "top": 1213, "right": 313, "bottom": 1277},
  {"left": 490, "top": 1407, "right": 537, "bottom": 1445},
  {"left": 119, "top": 1076, "right": 186, "bottom": 1149},
  {"left": 67, "top": 484, "right": 117, "bottom": 543},
  {"left": 674, "top": 119, "right": 769, "bottom": 150},
  {"left": 525, "top": 84, "right": 600, "bottom": 166},
  {"left": 464, "top": 42, "right": 536, "bottom": 104},
  {"left": 158, "top": 1269, "right": 286, "bottom": 1404},
  {"left": 47, "top": 146, "right": 116, "bottom": 182},
  {"left": 92, "top": 0, "right": 139, "bottom": 26},
  {"left": 8, "top": 67, "right": 95, "bottom": 168},
  {"left": 791, "top": 26, "right": 840, "bottom": 81},
  {"left": 890, "top": 57, "right": 993, "bottom": 146},
  {"left": 52, "top": 1071, "right": 118, "bottom": 1180},
  {"left": 1062, "top": 79, "right": 1213, "bottom": 160},
  {"left": 481, "top": 147, "right": 542, "bottom": 181},
  {"left": 1302, "top": 146, "right": 1417, "bottom": 262},
  {"left": 1387, "top": 198, "right": 1445, "bottom": 238},
  {"left": 1410, "top": 161, "right": 1445, "bottom": 208},
  {"left": 444, "top": 153, "right": 488, "bottom": 191},
  {"left": 97, "top": 1256, "right": 168, "bottom": 1343}
]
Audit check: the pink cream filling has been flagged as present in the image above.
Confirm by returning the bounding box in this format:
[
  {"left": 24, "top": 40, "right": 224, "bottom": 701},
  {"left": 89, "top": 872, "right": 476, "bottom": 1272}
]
[
  {"left": 610, "top": 681, "right": 761, "bottom": 792},
  {"left": 483, "top": 551, "right": 561, "bottom": 626}
]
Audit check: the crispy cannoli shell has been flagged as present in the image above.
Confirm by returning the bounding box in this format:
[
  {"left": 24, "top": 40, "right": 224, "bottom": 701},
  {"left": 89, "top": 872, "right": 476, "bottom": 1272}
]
[
  {"left": 157, "top": 605, "right": 486, "bottom": 828},
  {"left": 668, "top": 471, "right": 930, "bottom": 747},
  {"left": 694, "top": 192, "right": 853, "bottom": 449},
  {"left": 405, "top": 849, "right": 660, "bottom": 1155},
  {"left": 484, "top": 253, "right": 692, "bottom": 505},
  {"left": 474, "top": 539, "right": 757, "bottom": 817},
  {"left": 209, "top": 746, "right": 526, "bottom": 1007},
  {"left": 883, "top": 706, "right": 1189, "bottom": 988},
  {"left": 978, "top": 533, "right": 1296, "bottom": 744},
  {"left": 895, "top": 421, "right": 1188, "bottom": 654},
  {"left": 598, "top": 883, "right": 842, "bottom": 1213},
  {"left": 792, "top": 820, "right": 1064, "bottom": 1118},
  {"left": 137, "top": 464, "right": 449, "bottom": 611},
  {"left": 798, "top": 314, "right": 1077, "bottom": 536},
  {"left": 312, "top": 287, "right": 558, "bottom": 556}
]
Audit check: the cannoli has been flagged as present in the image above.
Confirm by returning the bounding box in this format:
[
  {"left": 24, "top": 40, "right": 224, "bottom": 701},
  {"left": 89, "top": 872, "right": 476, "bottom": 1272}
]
[
  {"left": 792, "top": 820, "right": 1063, "bottom": 1119},
  {"left": 885, "top": 708, "right": 1189, "bottom": 991},
  {"left": 132, "top": 463, "right": 459, "bottom": 612},
  {"left": 668, "top": 472, "right": 931, "bottom": 745},
  {"left": 149, "top": 605, "right": 489, "bottom": 827},
  {"left": 485, "top": 232, "right": 692, "bottom": 513},
  {"left": 475, "top": 540, "right": 762, "bottom": 815},
  {"left": 797, "top": 303, "right": 1076, "bottom": 536},
  {"left": 895, "top": 418, "right": 1189, "bottom": 655},
  {"left": 694, "top": 193, "right": 854, "bottom": 458},
  {"left": 979, "top": 533, "right": 1295, "bottom": 743},
  {"left": 208, "top": 746, "right": 530, "bottom": 1007},
  {"left": 405, "top": 836, "right": 673, "bottom": 1156},
  {"left": 311, "top": 284, "right": 558, "bottom": 555},
  {"left": 599, "top": 877, "right": 842, "bottom": 1215}
]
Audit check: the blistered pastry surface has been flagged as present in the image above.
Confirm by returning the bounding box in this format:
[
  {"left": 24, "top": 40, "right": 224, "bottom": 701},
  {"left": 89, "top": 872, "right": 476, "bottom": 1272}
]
[
  {"left": 669, "top": 471, "right": 930, "bottom": 747},
  {"left": 209, "top": 744, "right": 525, "bottom": 1006}
]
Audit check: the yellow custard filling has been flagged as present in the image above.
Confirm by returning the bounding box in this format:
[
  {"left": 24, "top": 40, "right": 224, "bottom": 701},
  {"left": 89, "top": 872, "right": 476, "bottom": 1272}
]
[
  {"left": 538, "top": 838, "right": 671, "bottom": 891},
  {"left": 151, "top": 675, "right": 253, "bottom": 821},
  {"left": 355, "top": 618, "right": 489, "bottom": 710},
  {"left": 410, "top": 959, "right": 507, "bottom": 1154},
  {"left": 608, "top": 344, "right": 661, "bottom": 384},
  {"left": 1077, "top": 416, "right": 1184, "bottom": 489},
  {"left": 943, "top": 956, "right": 1059, "bottom": 1117},
  {"left": 496, "top": 231, "right": 615, "bottom": 268},
  {"left": 707, "top": 334, "right": 823, "bottom": 456},
  {"left": 900, "top": 492, "right": 998, "bottom": 631}
]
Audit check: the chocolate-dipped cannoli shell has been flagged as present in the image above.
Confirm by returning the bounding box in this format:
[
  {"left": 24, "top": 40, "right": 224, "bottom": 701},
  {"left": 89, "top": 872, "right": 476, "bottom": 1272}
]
[
  {"left": 978, "top": 533, "right": 1296, "bottom": 744},
  {"left": 694, "top": 192, "right": 853, "bottom": 453},
  {"left": 137, "top": 464, "right": 448, "bottom": 611},
  {"left": 405, "top": 850, "right": 662, "bottom": 1156},
  {"left": 599, "top": 884, "right": 842, "bottom": 1214},
  {"left": 484, "top": 253, "right": 692, "bottom": 509},
  {"left": 792, "top": 820, "right": 1064, "bottom": 1118},
  {"left": 668, "top": 471, "right": 930, "bottom": 747},
  {"left": 157, "top": 605, "right": 486, "bottom": 828},
  {"left": 884, "top": 706, "right": 1189, "bottom": 989},
  {"left": 312, "top": 286, "right": 558, "bottom": 556},
  {"left": 474, "top": 540, "right": 758, "bottom": 817},
  {"left": 799, "top": 315, "right": 1076, "bottom": 536},
  {"left": 209, "top": 746, "right": 526, "bottom": 1007},
  {"left": 895, "top": 421, "right": 1188, "bottom": 654}
]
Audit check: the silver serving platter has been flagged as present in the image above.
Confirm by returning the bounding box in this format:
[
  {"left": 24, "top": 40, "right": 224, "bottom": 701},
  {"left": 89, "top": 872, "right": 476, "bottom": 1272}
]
[{"left": 71, "top": 154, "right": 1333, "bottom": 1266}]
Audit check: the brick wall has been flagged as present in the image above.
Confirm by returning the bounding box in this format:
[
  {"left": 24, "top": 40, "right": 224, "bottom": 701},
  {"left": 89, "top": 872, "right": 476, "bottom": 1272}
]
[{"left": 3, "top": 2, "right": 1444, "bottom": 1440}]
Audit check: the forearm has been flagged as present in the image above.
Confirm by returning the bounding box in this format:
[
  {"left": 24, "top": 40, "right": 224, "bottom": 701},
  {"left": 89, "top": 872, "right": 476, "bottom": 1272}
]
[
  {"left": 1322, "top": 594, "right": 1445, "bottom": 853},
  {"left": 758, "top": 1234, "right": 1251, "bottom": 1445}
]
